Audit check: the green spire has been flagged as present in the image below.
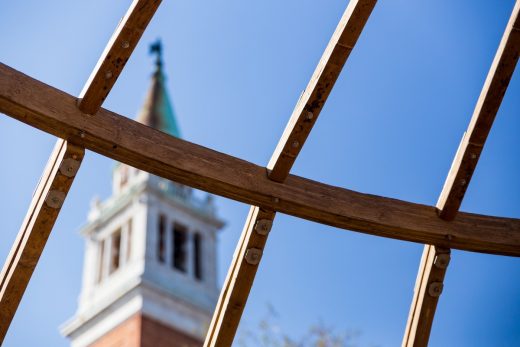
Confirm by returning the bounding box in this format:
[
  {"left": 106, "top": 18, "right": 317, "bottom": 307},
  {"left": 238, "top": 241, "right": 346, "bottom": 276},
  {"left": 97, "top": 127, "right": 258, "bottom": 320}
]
[{"left": 136, "top": 40, "right": 181, "bottom": 138}]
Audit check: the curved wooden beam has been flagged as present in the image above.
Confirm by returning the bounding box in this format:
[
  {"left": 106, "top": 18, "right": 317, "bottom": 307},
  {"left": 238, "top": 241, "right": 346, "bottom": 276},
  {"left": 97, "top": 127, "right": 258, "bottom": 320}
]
[{"left": 1, "top": 63, "right": 519, "bottom": 256}]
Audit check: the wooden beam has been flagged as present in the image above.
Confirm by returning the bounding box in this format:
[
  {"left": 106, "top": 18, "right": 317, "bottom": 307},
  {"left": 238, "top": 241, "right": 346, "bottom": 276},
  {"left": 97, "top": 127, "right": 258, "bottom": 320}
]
[
  {"left": 437, "top": 0, "right": 520, "bottom": 220},
  {"left": 402, "top": 246, "right": 450, "bottom": 347},
  {"left": 1, "top": 63, "right": 520, "bottom": 256},
  {"left": 78, "top": 0, "right": 162, "bottom": 114},
  {"left": 0, "top": 139, "right": 84, "bottom": 343},
  {"left": 204, "top": 207, "right": 275, "bottom": 347},
  {"left": 403, "top": 5, "right": 520, "bottom": 343},
  {"left": 267, "top": 0, "right": 377, "bottom": 182},
  {"left": 205, "top": 2, "right": 378, "bottom": 345}
]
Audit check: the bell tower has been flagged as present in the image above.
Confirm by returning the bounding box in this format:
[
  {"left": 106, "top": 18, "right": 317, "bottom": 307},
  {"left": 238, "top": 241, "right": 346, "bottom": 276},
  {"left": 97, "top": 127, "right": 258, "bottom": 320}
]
[{"left": 61, "top": 41, "right": 224, "bottom": 347}]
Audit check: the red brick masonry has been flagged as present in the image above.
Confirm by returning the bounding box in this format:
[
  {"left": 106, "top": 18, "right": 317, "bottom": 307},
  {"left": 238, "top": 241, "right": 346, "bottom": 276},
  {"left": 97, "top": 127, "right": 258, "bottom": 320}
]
[{"left": 90, "top": 313, "right": 202, "bottom": 347}]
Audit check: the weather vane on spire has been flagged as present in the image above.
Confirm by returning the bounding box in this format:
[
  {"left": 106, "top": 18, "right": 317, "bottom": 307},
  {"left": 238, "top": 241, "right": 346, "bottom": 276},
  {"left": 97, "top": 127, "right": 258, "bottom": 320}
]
[{"left": 150, "top": 39, "right": 163, "bottom": 67}]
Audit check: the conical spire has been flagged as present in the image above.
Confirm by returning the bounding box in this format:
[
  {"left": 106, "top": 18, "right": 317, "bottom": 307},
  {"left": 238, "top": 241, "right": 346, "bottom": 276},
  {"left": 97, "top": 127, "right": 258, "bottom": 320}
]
[{"left": 136, "top": 40, "right": 181, "bottom": 137}]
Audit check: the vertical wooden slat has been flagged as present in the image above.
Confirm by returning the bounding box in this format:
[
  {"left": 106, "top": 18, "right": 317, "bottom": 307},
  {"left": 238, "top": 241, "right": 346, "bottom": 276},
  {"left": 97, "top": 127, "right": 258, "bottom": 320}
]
[
  {"left": 267, "top": 0, "right": 378, "bottom": 182},
  {"left": 0, "top": 140, "right": 84, "bottom": 343},
  {"left": 204, "top": 207, "right": 275, "bottom": 346},
  {"left": 204, "top": 1, "right": 378, "bottom": 346},
  {"left": 78, "top": 0, "right": 162, "bottom": 114},
  {"left": 437, "top": 0, "right": 520, "bottom": 220},
  {"left": 402, "top": 246, "right": 450, "bottom": 347},
  {"left": 403, "top": 3, "right": 520, "bottom": 346}
]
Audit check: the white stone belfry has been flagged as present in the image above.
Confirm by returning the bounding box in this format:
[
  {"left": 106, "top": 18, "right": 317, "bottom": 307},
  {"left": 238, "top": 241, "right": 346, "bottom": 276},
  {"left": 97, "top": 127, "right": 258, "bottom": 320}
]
[{"left": 61, "top": 41, "right": 225, "bottom": 347}]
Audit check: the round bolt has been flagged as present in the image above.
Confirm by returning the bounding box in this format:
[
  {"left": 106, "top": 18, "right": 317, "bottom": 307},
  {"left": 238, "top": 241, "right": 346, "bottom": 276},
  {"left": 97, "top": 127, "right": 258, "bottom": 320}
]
[
  {"left": 428, "top": 282, "right": 444, "bottom": 297},
  {"left": 305, "top": 111, "right": 314, "bottom": 120},
  {"left": 45, "top": 190, "right": 66, "bottom": 209},
  {"left": 460, "top": 179, "right": 467, "bottom": 186},
  {"left": 272, "top": 197, "right": 279, "bottom": 203},
  {"left": 291, "top": 141, "right": 299, "bottom": 149},
  {"left": 245, "top": 248, "right": 262, "bottom": 265},
  {"left": 59, "top": 158, "right": 80, "bottom": 177},
  {"left": 470, "top": 153, "right": 477, "bottom": 159},
  {"left": 121, "top": 40, "right": 130, "bottom": 49},
  {"left": 434, "top": 253, "right": 451, "bottom": 269},
  {"left": 80, "top": 132, "right": 85, "bottom": 138},
  {"left": 254, "top": 219, "right": 273, "bottom": 235},
  {"left": 105, "top": 71, "right": 113, "bottom": 79}
]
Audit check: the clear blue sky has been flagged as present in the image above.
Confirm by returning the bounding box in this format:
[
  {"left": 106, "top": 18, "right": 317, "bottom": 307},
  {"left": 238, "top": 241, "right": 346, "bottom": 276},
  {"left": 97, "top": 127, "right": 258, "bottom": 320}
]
[{"left": 1, "top": 0, "right": 519, "bottom": 346}]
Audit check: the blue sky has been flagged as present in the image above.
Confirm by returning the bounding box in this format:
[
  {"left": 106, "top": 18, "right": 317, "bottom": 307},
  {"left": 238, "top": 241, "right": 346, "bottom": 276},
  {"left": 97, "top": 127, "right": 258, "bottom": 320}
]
[{"left": 1, "top": 0, "right": 519, "bottom": 346}]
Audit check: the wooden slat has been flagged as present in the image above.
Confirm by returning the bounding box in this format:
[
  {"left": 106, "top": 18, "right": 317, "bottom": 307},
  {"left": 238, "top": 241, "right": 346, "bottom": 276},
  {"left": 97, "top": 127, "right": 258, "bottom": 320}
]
[
  {"left": 267, "top": 0, "right": 377, "bottom": 182},
  {"left": 205, "top": 2, "right": 378, "bottom": 345},
  {"left": 402, "top": 5, "right": 520, "bottom": 345},
  {"left": 402, "top": 246, "right": 450, "bottom": 347},
  {"left": 2, "top": 63, "right": 520, "bottom": 256},
  {"left": 0, "top": 139, "right": 84, "bottom": 343},
  {"left": 437, "top": 0, "right": 520, "bottom": 220},
  {"left": 204, "top": 207, "right": 275, "bottom": 346},
  {"left": 78, "top": 0, "right": 162, "bottom": 114}
]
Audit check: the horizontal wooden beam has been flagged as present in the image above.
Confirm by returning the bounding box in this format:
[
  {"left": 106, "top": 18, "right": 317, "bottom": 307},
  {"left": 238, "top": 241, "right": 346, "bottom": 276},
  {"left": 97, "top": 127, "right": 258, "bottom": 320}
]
[
  {"left": 402, "top": 246, "right": 451, "bottom": 347},
  {"left": 78, "top": 0, "right": 162, "bottom": 114},
  {"left": 267, "top": 0, "right": 377, "bottom": 182},
  {"left": 0, "top": 139, "right": 84, "bottom": 344},
  {"left": 1, "top": 63, "right": 520, "bottom": 256},
  {"left": 437, "top": 0, "right": 520, "bottom": 220}
]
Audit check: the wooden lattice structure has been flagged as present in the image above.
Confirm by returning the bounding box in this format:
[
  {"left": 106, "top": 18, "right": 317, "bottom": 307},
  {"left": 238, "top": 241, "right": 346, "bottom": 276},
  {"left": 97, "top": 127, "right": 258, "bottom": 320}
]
[{"left": 0, "top": 0, "right": 519, "bottom": 346}]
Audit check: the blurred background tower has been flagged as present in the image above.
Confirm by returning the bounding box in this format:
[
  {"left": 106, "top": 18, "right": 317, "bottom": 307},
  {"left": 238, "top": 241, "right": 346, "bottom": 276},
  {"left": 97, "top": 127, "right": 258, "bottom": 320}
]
[{"left": 61, "top": 41, "right": 225, "bottom": 347}]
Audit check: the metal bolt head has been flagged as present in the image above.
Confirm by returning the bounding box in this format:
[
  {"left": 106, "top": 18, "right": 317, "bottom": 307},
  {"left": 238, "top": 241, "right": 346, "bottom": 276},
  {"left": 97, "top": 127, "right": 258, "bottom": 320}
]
[
  {"left": 434, "top": 253, "right": 451, "bottom": 269},
  {"left": 245, "top": 248, "right": 262, "bottom": 265},
  {"left": 291, "top": 141, "right": 299, "bottom": 149},
  {"left": 59, "top": 158, "right": 81, "bottom": 177},
  {"left": 45, "top": 190, "right": 66, "bottom": 209},
  {"left": 254, "top": 219, "right": 273, "bottom": 235},
  {"left": 305, "top": 111, "right": 314, "bottom": 120},
  {"left": 428, "top": 282, "right": 444, "bottom": 297},
  {"left": 460, "top": 179, "right": 467, "bottom": 186},
  {"left": 105, "top": 71, "right": 113, "bottom": 79},
  {"left": 80, "top": 132, "right": 85, "bottom": 138},
  {"left": 121, "top": 40, "right": 130, "bottom": 49},
  {"left": 272, "top": 197, "right": 279, "bottom": 203},
  {"left": 470, "top": 153, "right": 477, "bottom": 159}
]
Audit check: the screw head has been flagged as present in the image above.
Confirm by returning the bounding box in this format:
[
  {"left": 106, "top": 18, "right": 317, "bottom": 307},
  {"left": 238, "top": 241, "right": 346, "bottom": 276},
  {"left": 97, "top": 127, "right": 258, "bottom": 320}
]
[
  {"left": 105, "top": 71, "right": 113, "bottom": 79},
  {"left": 305, "top": 111, "right": 314, "bottom": 120},
  {"left": 291, "top": 141, "right": 299, "bottom": 149},
  {"left": 121, "top": 40, "right": 130, "bottom": 49}
]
